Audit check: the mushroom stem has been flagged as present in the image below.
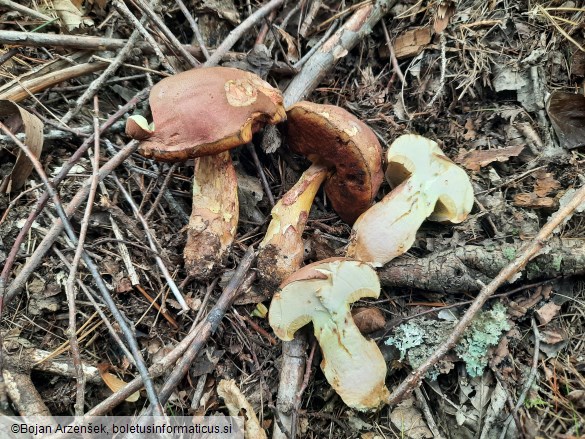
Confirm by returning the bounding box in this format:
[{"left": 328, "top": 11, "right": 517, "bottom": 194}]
[
  {"left": 256, "top": 162, "right": 328, "bottom": 289},
  {"left": 346, "top": 178, "right": 429, "bottom": 265},
  {"left": 184, "top": 151, "right": 239, "bottom": 278}
]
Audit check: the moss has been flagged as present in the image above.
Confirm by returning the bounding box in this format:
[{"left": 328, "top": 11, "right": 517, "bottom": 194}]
[{"left": 502, "top": 246, "right": 516, "bottom": 261}]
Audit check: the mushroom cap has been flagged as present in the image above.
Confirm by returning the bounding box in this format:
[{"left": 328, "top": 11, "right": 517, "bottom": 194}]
[
  {"left": 131, "top": 67, "right": 286, "bottom": 161},
  {"left": 285, "top": 102, "right": 384, "bottom": 224},
  {"left": 385, "top": 134, "right": 474, "bottom": 223},
  {"left": 269, "top": 258, "right": 380, "bottom": 341}
]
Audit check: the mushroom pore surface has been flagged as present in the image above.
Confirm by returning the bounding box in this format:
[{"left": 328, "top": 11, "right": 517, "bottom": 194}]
[{"left": 286, "top": 102, "right": 383, "bottom": 224}]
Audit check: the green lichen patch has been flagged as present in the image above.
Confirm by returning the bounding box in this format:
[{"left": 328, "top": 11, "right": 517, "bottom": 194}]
[
  {"left": 386, "top": 302, "right": 510, "bottom": 379},
  {"left": 385, "top": 319, "right": 455, "bottom": 380},
  {"left": 455, "top": 302, "right": 510, "bottom": 377},
  {"left": 502, "top": 246, "right": 516, "bottom": 261}
]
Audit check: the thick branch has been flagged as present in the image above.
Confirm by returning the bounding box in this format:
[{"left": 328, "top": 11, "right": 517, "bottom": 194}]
[{"left": 379, "top": 237, "right": 585, "bottom": 293}]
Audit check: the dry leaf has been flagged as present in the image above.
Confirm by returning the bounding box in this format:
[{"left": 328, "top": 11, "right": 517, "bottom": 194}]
[
  {"left": 463, "top": 118, "right": 477, "bottom": 140},
  {"left": 53, "top": 0, "right": 94, "bottom": 31},
  {"left": 352, "top": 307, "right": 386, "bottom": 334},
  {"left": 390, "top": 397, "right": 433, "bottom": 439},
  {"left": 0, "top": 100, "right": 43, "bottom": 193},
  {"left": 217, "top": 379, "right": 266, "bottom": 439},
  {"left": 434, "top": 1, "right": 456, "bottom": 34},
  {"left": 567, "top": 390, "right": 585, "bottom": 409},
  {"left": 391, "top": 27, "right": 432, "bottom": 59},
  {"left": 546, "top": 91, "right": 585, "bottom": 149},
  {"left": 534, "top": 171, "right": 560, "bottom": 197},
  {"left": 98, "top": 364, "right": 140, "bottom": 402},
  {"left": 513, "top": 193, "right": 557, "bottom": 209},
  {"left": 276, "top": 28, "right": 300, "bottom": 63},
  {"left": 456, "top": 145, "right": 524, "bottom": 172},
  {"left": 535, "top": 302, "right": 561, "bottom": 325}
]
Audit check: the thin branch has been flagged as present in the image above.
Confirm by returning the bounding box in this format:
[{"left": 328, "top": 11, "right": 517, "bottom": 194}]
[
  {"left": 131, "top": 0, "right": 200, "bottom": 68},
  {"left": 498, "top": 318, "right": 541, "bottom": 439},
  {"left": 60, "top": 26, "right": 143, "bottom": 124},
  {"left": 64, "top": 249, "right": 255, "bottom": 421},
  {"left": 174, "top": 0, "right": 209, "bottom": 59},
  {"left": 0, "top": 30, "right": 204, "bottom": 58},
  {"left": 247, "top": 143, "right": 275, "bottom": 207},
  {"left": 0, "top": 0, "right": 53, "bottom": 22},
  {"left": 1, "top": 87, "right": 150, "bottom": 292},
  {"left": 146, "top": 248, "right": 257, "bottom": 410},
  {"left": 111, "top": 176, "right": 190, "bottom": 312},
  {"left": 113, "top": 0, "right": 176, "bottom": 73},
  {"left": 64, "top": 97, "right": 102, "bottom": 416},
  {"left": 205, "top": 0, "right": 286, "bottom": 66},
  {"left": 381, "top": 19, "right": 405, "bottom": 84}
]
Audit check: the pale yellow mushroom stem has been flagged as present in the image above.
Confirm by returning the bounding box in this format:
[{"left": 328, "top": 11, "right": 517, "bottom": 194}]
[{"left": 256, "top": 163, "right": 328, "bottom": 290}]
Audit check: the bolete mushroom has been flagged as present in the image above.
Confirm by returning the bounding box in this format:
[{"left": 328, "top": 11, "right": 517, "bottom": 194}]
[
  {"left": 268, "top": 258, "right": 389, "bottom": 411},
  {"left": 257, "top": 102, "right": 383, "bottom": 289},
  {"left": 346, "top": 134, "right": 474, "bottom": 266},
  {"left": 126, "top": 67, "right": 286, "bottom": 279}
]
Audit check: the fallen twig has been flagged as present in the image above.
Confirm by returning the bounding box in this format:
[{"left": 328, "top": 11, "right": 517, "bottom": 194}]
[
  {"left": 60, "top": 27, "right": 142, "bottom": 124},
  {"left": 63, "top": 97, "right": 101, "bottom": 415},
  {"left": 0, "top": 62, "right": 107, "bottom": 102},
  {"left": 145, "top": 247, "right": 257, "bottom": 412},
  {"left": 131, "top": 0, "right": 200, "bottom": 68},
  {"left": 0, "top": 30, "right": 204, "bottom": 58},
  {"left": 379, "top": 237, "right": 585, "bottom": 293},
  {"left": 204, "top": 0, "right": 286, "bottom": 66},
  {"left": 67, "top": 248, "right": 255, "bottom": 420},
  {"left": 1, "top": 87, "right": 149, "bottom": 296},
  {"left": 497, "top": 318, "right": 541, "bottom": 439},
  {"left": 0, "top": 0, "right": 53, "bottom": 22},
  {"left": 111, "top": 175, "right": 190, "bottom": 312},
  {"left": 113, "top": 0, "right": 176, "bottom": 74}
]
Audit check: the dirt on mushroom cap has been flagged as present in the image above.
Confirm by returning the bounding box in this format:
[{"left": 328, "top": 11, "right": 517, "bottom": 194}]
[{"left": 285, "top": 101, "right": 383, "bottom": 224}]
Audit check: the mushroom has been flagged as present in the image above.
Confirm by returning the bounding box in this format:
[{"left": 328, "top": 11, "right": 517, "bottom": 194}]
[
  {"left": 346, "top": 134, "right": 474, "bottom": 266},
  {"left": 126, "top": 67, "right": 285, "bottom": 278},
  {"left": 257, "top": 101, "right": 383, "bottom": 289},
  {"left": 268, "top": 258, "right": 389, "bottom": 410}
]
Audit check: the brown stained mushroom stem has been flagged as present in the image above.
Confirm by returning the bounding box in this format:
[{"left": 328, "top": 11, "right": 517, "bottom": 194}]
[
  {"left": 256, "top": 101, "right": 383, "bottom": 290},
  {"left": 257, "top": 162, "right": 328, "bottom": 285},
  {"left": 184, "top": 152, "right": 239, "bottom": 278}
]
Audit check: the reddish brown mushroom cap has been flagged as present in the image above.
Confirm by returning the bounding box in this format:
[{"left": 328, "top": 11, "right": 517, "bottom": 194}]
[
  {"left": 285, "top": 101, "right": 383, "bottom": 224},
  {"left": 136, "top": 67, "right": 286, "bottom": 161}
]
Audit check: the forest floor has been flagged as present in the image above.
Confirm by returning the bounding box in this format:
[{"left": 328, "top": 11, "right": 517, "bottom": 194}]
[{"left": 1, "top": 0, "right": 585, "bottom": 438}]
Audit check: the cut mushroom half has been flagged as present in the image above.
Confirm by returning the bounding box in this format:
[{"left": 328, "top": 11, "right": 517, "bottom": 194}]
[
  {"left": 257, "top": 102, "right": 383, "bottom": 290},
  {"left": 126, "top": 67, "right": 286, "bottom": 279},
  {"left": 347, "top": 134, "right": 474, "bottom": 266},
  {"left": 268, "top": 258, "right": 389, "bottom": 411}
]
